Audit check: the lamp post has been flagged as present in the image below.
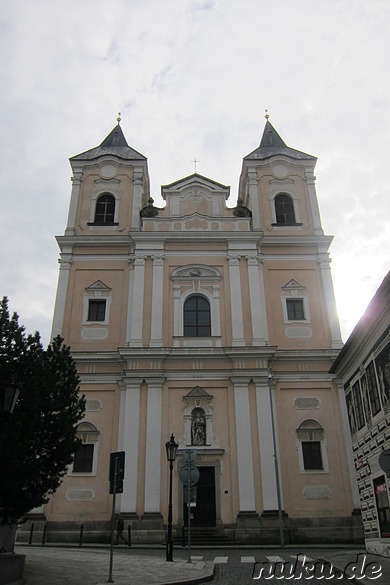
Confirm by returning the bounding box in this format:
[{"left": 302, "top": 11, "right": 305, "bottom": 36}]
[
  {"left": 165, "top": 433, "right": 178, "bottom": 562},
  {"left": 0, "top": 380, "right": 20, "bottom": 455},
  {"left": 0, "top": 379, "right": 20, "bottom": 525},
  {"left": 267, "top": 363, "right": 285, "bottom": 547}
]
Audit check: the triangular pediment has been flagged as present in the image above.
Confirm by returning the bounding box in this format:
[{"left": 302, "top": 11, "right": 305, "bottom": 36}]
[
  {"left": 184, "top": 386, "right": 213, "bottom": 399},
  {"left": 162, "top": 173, "right": 229, "bottom": 193},
  {"left": 85, "top": 280, "right": 111, "bottom": 291},
  {"left": 282, "top": 279, "right": 305, "bottom": 291}
]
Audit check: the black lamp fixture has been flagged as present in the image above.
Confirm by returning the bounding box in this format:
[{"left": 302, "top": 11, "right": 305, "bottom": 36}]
[
  {"left": 0, "top": 379, "right": 20, "bottom": 469},
  {"left": 0, "top": 381, "right": 20, "bottom": 416},
  {"left": 165, "top": 433, "right": 178, "bottom": 562}
]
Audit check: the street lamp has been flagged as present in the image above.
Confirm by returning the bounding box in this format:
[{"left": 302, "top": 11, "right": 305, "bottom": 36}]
[
  {"left": 0, "top": 380, "right": 20, "bottom": 455},
  {"left": 165, "top": 433, "right": 178, "bottom": 562},
  {"left": 0, "top": 381, "right": 20, "bottom": 416},
  {"left": 267, "top": 362, "right": 285, "bottom": 547}
]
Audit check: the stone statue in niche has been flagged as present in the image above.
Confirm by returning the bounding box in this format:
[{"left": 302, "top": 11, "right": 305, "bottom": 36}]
[{"left": 191, "top": 409, "right": 206, "bottom": 445}]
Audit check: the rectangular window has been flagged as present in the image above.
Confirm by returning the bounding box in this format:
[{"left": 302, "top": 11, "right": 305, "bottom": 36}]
[
  {"left": 302, "top": 441, "right": 323, "bottom": 470},
  {"left": 286, "top": 298, "right": 305, "bottom": 320},
  {"left": 365, "top": 362, "right": 381, "bottom": 416},
  {"left": 88, "top": 300, "right": 106, "bottom": 322},
  {"left": 374, "top": 476, "right": 390, "bottom": 537},
  {"left": 352, "top": 381, "right": 365, "bottom": 429},
  {"left": 73, "top": 444, "right": 94, "bottom": 473}
]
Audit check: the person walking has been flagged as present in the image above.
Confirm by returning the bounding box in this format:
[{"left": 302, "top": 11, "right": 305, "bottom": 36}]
[{"left": 115, "top": 514, "right": 128, "bottom": 545}]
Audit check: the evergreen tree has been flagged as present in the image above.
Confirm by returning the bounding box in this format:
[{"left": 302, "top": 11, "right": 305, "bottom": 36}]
[{"left": 0, "top": 297, "right": 85, "bottom": 522}]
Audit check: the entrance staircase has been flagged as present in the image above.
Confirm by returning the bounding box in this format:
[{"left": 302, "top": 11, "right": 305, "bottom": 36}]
[{"left": 173, "top": 527, "right": 237, "bottom": 547}]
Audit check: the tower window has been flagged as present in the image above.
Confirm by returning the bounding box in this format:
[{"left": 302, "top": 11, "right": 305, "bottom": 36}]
[
  {"left": 274, "top": 193, "right": 296, "bottom": 224},
  {"left": 286, "top": 298, "right": 305, "bottom": 320},
  {"left": 88, "top": 299, "right": 106, "bottom": 322},
  {"left": 184, "top": 295, "right": 211, "bottom": 337},
  {"left": 94, "top": 193, "right": 115, "bottom": 224}
]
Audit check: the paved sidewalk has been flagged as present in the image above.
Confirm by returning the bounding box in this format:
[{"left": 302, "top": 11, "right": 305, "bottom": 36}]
[{"left": 15, "top": 545, "right": 215, "bottom": 585}]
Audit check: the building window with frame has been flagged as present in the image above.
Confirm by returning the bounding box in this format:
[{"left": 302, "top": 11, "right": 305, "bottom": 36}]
[
  {"left": 94, "top": 193, "right": 116, "bottom": 224},
  {"left": 73, "top": 444, "right": 94, "bottom": 473},
  {"left": 184, "top": 295, "right": 211, "bottom": 337},
  {"left": 365, "top": 361, "right": 381, "bottom": 416},
  {"left": 352, "top": 381, "right": 366, "bottom": 430},
  {"left": 274, "top": 193, "right": 296, "bottom": 225},
  {"left": 296, "top": 419, "right": 326, "bottom": 472},
  {"left": 302, "top": 441, "right": 323, "bottom": 470},
  {"left": 82, "top": 281, "right": 112, "bottom": 327},
  {"left": 286, "top": 298, "right": 305, "bottom": 320},
  {"left": 72, "top": 422, "right": 99, "bottom": 475},
  {"left": 88, "top": 299, "right": 106, "bottom": 322}
]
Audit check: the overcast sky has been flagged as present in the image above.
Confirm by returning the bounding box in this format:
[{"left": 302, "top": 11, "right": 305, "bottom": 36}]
[{"left": 1, "top": 0, "right": 389, "bottom": 347}]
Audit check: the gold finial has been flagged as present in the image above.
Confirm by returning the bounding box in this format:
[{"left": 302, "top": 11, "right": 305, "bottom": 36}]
[
  {"left": 265, "top": 109, "right": 269, "bottom": 120},
  {"left": 191, "top": 157, "right": 200, "bottom": 173},
  {"left": 117, "top": 112, "right": 121, "bottom": 124}
]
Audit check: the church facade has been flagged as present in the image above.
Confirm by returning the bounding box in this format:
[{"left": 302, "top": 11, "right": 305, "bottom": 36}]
[{"left": 45, "top": 118, "right": 362, "bottom": 544}]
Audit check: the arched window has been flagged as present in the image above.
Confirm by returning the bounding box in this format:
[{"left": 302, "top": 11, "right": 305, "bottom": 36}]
[
  {"left": 274, "top": 193, "right": 295, "bottom": 224},
  {"left": 183, "top": 295, "right": 211, "bottom": 337},
  {"left": 296, "top": 419, "right": 325, "bottom": 471},
  {"left": 73, "top": 422, "right": 99, "bottom": 474},
  {"left": 94, "top": 193, "right": 115, "bottom": 224}
]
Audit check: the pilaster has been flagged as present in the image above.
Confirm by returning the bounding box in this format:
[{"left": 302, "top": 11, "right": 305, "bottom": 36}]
[
  {"left": 305, "top": 167, "right": 324, "bottom": 235},
  {"left": 50, "top": 255, "right": 72, "bottom": 339},
  {"left": 127, "top": 255, "right": 146, "bottom": 347},
  {"left": 232, "top": 377, "right": 256, "bottom": 511},
  {"left": 65, "top": 170, "right": 82, "bottom": 235},
  {"left": 144, "top": 378, "right": 164, "bottom": 513},
  {"left": 119, "top": 381, "right": 142, "bottom": 513},
  {"left": 131, "top": 168, "right": 144, "bottom": 231},
  {"left": 228, "top": 256, "right": 245, "bottom": 346},
  {"left": 247, "top": 169, "right": 261, "bottom": 230},
  {"left": 246, "top": 254, "right": 268, "bottom": 345},
  {"left": 149, "top": 256, "right": 165, "bottom": 347},
  {"left": 318, "top": 251, "right": 343, "bottom": 349},
  {"left": 254, "top": 378, "right": 280, "bottom": 511}
]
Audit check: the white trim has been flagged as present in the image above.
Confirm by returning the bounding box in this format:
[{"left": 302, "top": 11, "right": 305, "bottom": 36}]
[
  {"left": 150, "top": 256, "right": 165, "bottom": 347},
  {"left": 234, "top": 381, "right": 256, "bottom": 510},
  {"left": 228, "top": 256, "right": 245, "bottom": 346},
  {"left": 128, "top": 256, "right": 146, "bottom": 347},
  {"left": 144, "top": 380, "right": 163, "bottom": 512},
  {"left": 255, "top": 381, "right": 279, "bottom": 510},
  {"left": 120, "top": 382, "right": 141, "bottom": 513}
]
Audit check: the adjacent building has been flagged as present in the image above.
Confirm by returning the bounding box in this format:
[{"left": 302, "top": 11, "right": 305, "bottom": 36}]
[
  {"left": 39, "top": 117, "right": 362, "bottom": 544},
  {"left": 331, "top": 272, "right": 390, "bottom": 557}
]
